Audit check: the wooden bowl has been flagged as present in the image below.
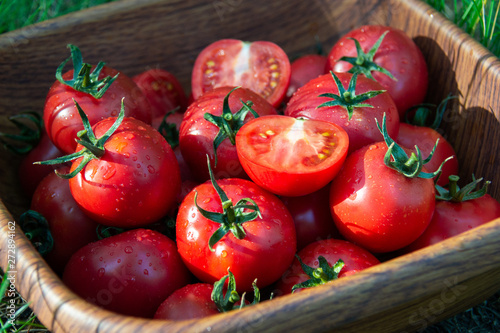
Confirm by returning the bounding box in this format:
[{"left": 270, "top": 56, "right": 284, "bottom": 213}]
[{"left": 1, "top": 0, "right": 499, "bottom": 332}]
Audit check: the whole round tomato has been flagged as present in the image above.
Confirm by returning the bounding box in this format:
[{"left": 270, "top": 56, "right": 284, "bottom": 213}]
[
  {"left": 44, "top": 45, "right": 152, "bottom": 154},
  {"left": 236, "top": 115, "right": 349, "bottom": 197},
  {"left": 29, "top": 166, "right": 99, "bottom": 275},
  {"left": 179, "top": 86, "right": 277, "bottom": 182},
  {"left": 191, "top": 39, "right": 291, "bottom": 107},
  {"left": 326, "top": 25, "right": 428, "bottom": 117},
  {"left": 133, "top": 68, "right": 188, "bottom": 118},
  {"left": 396, "top": 123, "right": 458, "bottom": 186},
  {"left": 286, "top": 54, "right": 327, "bottom": 101},
  {"left": 154, "top": 283, "right": 219, "bottom": 320},
  {"left": 274, "top": 239, "right": 380, "bottom": 295},
  {"left": 68, "top": 116, "right": 181, "bottom": 228},
  {"left": 63, "top": 228, "right": 192, "bottom": 318},
  {"left": 330, "top": 141, "right": 436, "bottom": 253},
  {"left": 280, "top": 185, "right": 341, "bottom": 250},
  {"left": 176, "top": 177, "right": 296, "bottom": 292},
  {"left": 285, "top": 71, "right": 399, "bottom": 154}
]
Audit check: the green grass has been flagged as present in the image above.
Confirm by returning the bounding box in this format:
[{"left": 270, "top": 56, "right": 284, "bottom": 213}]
[{"left": 0, "top": 0, "right": 499, "bottom": 332}]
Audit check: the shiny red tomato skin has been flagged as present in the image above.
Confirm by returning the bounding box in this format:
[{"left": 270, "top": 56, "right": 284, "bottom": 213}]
[
  {"left": 236, "top": 115, "right": 349, "bottom": 197},
  {"left": 280, "top": 185, "right": 341, "bottom": 251},
  {"left": 326, "top": 25, "right": 428, "bottom": 117},
  {"left": 191, "top": 39, "right": 291, "bottom": 107},
  {"left": 133, "top": 68, "right": 188, "bottom": 118},
  {"left": 330, "top": 142, "right": 436, "bottom": 253},
  {"left": 63, "top": 229, "right": 191, "bottom": 318},
  {"left": 30, "top": 167, "right": 100, "bottom": 275},
  {"left": 69, "top": 117, "right": 181, "bottom": 228},
  {"left": 403, "top": 194, "right": 500, "bottom": 252},
  {"left": 176, "top": 178, "right": 297, "bottom": 292},
  {"left": 286, "top": 54, "right": 327, "bottom": 101},
  {"left": 285, "top": 72, "right": 399, "bottom": 154},
  {"left": 274, "top": 239, "right": 380, "bottom": 296},
  {"left": 44, "top": 67, "right": 152, "bottom": 154},
  {"left": 179, "top": 86, "right": 277, "bottom": 182},
  {"left": 396, "top": 123, "right": 458, "bottom": 186},
  {"left": 153, "top": 283, "right": 219, "bottom": 320}
]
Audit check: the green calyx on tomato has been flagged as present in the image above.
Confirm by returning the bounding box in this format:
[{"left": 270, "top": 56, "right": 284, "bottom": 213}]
[
  {"left": 317, "top": 71, "right": 386, "bottom": 120},
  {"left": 157, "top": 107, "right": 181, "bottom": 148},
  {"left": 194, "top": 156, "right": 262, "bottom": 251},
  {"left": 212, "top": 268, "right": 261, "bottom": 312},
  {"left": 291, "top": 255, "right": 345, "bottom": 293},
  {"left": 436, "top": 175, "right": 491, "bottom": 202},
  {"left": 0, "top": 111, "right": 43, "bottom": 154},
  {"left": 404, "top": 94, "right": 457, "bottom": 129},
  {"left": 19, "top": 210, "right": 54, "bottom": 256},
  {"left": 203, "top": 87, "right": 259, "bottom": 166},
  {"left": 56, "top": 44, "right": 119, "bottom": 99},
  {"left": 338, "top": 31, "right": 396, "bottom": 82},
  {"left": 35, "top": 98, "right": 125, "bottom": 179},
  {"left": 377, "top": 113, "right": 453, "bottom": 179}
]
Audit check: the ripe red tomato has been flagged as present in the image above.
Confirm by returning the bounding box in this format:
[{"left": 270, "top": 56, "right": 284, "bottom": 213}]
[
  {"left": 330, "top": 141, "right": 436, "bottom": 253},
  {"left": 326, "top": 25, "right": 428, "bottom": 117},
  {"left": 44, "top": 45, "right": 152, "bottom": 154},
  {"left": 280, "top": 185, "right": 341, "bottom": 250},
  {"left": 68, "top": 115, "right": 181, "bottom": 228},
  {"left": 63, "top": 228, "right": 192, "bottom": 318},
  {"left": 235, "top": 115, "right": 349, "bottom": 197},
  {"left": 176, "top": 177, "right": 296, "bottom": 292},
  {"left": 285, "top": 71, "right": 399, "bottom": 154},
  {"left": 133, "top": 68, "right": 188, "bottom": 118},
  {"left": 179, "top": 86, "right": 277, "bottom": 182},
  {"left": 286, "top": 54, "right": 327, "bottom": 101},
  {"left": 274, "top": 239, "right": 380, "bottom": 295},
  {"left": 27, "top": 166, "right": 99, "bottom": 274},
  {"left": 191, "top": 39, "right": 291, "bottom": 107},
  {"left": 154, "top": 283, "right": 219, "bottom": 320},
  {"left": 396, "top": 122, "right": 458, "bottom": 186}
]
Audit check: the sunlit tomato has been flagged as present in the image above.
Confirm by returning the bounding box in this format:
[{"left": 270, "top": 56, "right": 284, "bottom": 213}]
[
  {"left": 63, "top": 229, "right": 192, "bottom": 318},
  {"left": 274, "top": 239, "right": 380, "bottom": 295},
  {"left": 191, "top": 39, "right": 291, "bottom": 107},
  {"left": 326, "top": 25, "right": 428, "bottom": 117},
  {"left": 285, "top": 72, "right": 399, "bottom": 154},
  {"left": 179, "top": 86, "right": 277, "bottom": 182},
  {"left": 330, "top": 141, "right": 436, "bottom": 253},
  {"left": 133, "top": 68, "right": 188, "bottom": 117},
  {"left": 236, "top": 115, "right": 349, "bottom": 197}
]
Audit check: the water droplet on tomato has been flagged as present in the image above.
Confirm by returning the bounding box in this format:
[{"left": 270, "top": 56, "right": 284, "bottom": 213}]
[
  {"left": 221, "top": 250, "right": 227, "bottom": 258},
  {"left": 143, "top": 269, "right": 149, "bottom": 275},
  {"left": 147, "top": 165, "right": 155, "bottom": 174},
  {"left": 117, "top": 259, "right": 121, "bottom": 263},
  {"left": 138, "top": 259, "right": 143, "bottom": 265},
  {"left": 124, "top": 246, "right": 133, "bottom": 254},
  {"left": 99, "top": 257, "right": 103, "bottom": 261},
  {"left": 97, "top": 268, "right": 105, "bottom": 277}
]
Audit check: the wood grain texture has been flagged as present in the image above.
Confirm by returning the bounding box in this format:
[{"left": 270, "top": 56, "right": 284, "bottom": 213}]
[{"left": 0, "top": 0, "right": 499, "bottom": 332}]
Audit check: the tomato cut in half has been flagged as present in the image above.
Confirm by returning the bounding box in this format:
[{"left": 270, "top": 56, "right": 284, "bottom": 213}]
[
  {"left": 235, "top": 115, "right": 349, "bottom": 196},
  {"left": 191, "top": 39, "right": 291, "bottom": 108}
]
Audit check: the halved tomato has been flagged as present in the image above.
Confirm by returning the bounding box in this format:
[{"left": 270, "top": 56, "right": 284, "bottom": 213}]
[
  {"left": 191, "top": 39, "right": 291, "bottom": 108},
  {"left": 235, "top": 115, "right": 349, "bottom": 196}
]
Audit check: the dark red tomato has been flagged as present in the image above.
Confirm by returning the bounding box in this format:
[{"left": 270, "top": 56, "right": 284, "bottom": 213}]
[
  {"left": 191, "top": 39, "right": 291, "bottom": 107},
  {"left": 154, "top": 283, "right": 219, "bottom": 320},
  {"left": 69, "top": 117, "right": 181, "bottom": 228},
  {"left": 30, "top": 166, "right": 99, "bottom": 275},
  {"left": 179, "top": 86, "right": 277, "bottom": 182},
  {"left": 44, "top": 66, "right": 152, "bottom": 154},
  {"left": 286, "top": 54, "right": 327, "bottom": 101},
  {"left": 396, "top": 123, "right": 458, "bottom": 186},
  {"left": 280, "top": 185, "right": 341, "bottom": 250},
  {"left": 403, "top": 194, "right": 500, "bottom": 252},
  {"left": 18, "top": 132, "right": 65, "bottom": 197},
  {"left": 176, "top": 178, "right": 296, "bottom": 292},
  {"left": 63, "top": 229, "right": 192, "bottom": 318},
  {"left": 330, "top": 141, "right": 436, "bottom": 253},
  {"left": 274, "top": 239, "right": 380, "bottom": 295},
  {"left": 133, "top": 68, "right": 188, "bottom": 118},
  {"left": 326, "top": 25, "right": 428, "bottom": 117},
  {"left": 235, "top": 115, "right": 349, "bottom": 197},
  {"left": 285, "top": 72, "right": 399, "bottom": 154}
]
